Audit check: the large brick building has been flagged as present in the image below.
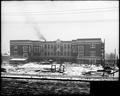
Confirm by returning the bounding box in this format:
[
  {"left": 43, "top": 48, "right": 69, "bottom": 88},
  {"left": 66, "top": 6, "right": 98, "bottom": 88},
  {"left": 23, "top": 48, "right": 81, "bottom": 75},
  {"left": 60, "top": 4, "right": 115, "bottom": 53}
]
[{"left": 10, "top": 38, "right": 105, "bottom": 64}]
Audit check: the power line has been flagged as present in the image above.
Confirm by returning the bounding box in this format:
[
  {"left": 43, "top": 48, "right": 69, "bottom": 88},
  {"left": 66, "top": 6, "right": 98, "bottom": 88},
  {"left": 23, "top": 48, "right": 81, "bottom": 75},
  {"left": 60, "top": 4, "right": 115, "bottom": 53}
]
[
  {"left": 3, "top": 7, "right": 118, "bottom": 15},
  {"left": 2, "top": 19, "right": 118, "bottom": 24},
  {"left": 52, "top": 7, "right": 118, "bottom": 12},
  {"left": 25, "top": 7, "right": 118, "bottom": 13}
]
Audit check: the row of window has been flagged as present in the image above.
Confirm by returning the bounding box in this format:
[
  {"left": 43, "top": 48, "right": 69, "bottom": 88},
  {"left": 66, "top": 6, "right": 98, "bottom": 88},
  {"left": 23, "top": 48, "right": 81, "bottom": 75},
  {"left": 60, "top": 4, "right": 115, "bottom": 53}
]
[
  {"left": 18, "top": 45, "right": 96, "bottom": 52},
  {"left": 77, "top": 51, "right": 96, "bottom": 57},
  {"left": 90, "top": 51, "right": 96, "bottom": 56},
  {"left": 44, "top": 44, "right": 71, "bottom": 48},
  {"left": 23, "top": 46, "right": 29, "bottom": 52},
  {"left": 34, "top": 45, "right": 72, "bottom": 50},
  {"left": 33, "top": 44, "right": 71, "bottom": 48},
  {"left": 12, "top": 50, "right": 96, "bottom": 57},
  {"left": 13, "top": 51, "right": 18, "bottom": 56},
  {"left": 14, "top": 43, "right": 96, "bottom": 51},
  {"left": 33, "top": 51, "right": 72, "bottom": 56},
  {"left": 33, "top": 47, "right": 71, "bottom": 53},
  {"left": 91, "top": 44, "right": 96, "bottom": 48},
  {"left": 16, "top": 44, "right": 96, "bottom": 54}
]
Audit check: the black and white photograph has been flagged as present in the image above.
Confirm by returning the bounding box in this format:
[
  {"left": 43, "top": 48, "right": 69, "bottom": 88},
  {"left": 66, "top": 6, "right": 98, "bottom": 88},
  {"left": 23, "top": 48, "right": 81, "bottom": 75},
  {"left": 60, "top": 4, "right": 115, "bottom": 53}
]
[{"left": 1, "top": 0, "right": 119, "bottom": 96}]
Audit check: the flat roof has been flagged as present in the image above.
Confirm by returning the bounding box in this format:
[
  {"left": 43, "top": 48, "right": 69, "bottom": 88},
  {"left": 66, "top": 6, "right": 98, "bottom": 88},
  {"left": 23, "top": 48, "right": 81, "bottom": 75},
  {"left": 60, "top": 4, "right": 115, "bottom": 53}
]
[
  {"left": 10, "top": 38, "right": 102, "bottom": 43},
  {"left": 77, "top": 38, "right": 101, "bottom": 40},
  {"left": 10, "top": 40, "right": 31, "bottom": 42},
  {"left": 10, "top": 58, "right": 27, "bottom": 61}
]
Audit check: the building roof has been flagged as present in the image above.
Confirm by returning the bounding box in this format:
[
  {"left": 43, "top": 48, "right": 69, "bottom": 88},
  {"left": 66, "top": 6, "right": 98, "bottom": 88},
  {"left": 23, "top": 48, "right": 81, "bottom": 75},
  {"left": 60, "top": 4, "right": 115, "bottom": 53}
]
[
  {"left": 10, "top": 40, "right": 32, "bottom": 42},
  {"left": 10, "top": 38, "right": 102, "bottom": 44},
  {"left": 77, "top": 38, "right": 101, "bottom": 40}
]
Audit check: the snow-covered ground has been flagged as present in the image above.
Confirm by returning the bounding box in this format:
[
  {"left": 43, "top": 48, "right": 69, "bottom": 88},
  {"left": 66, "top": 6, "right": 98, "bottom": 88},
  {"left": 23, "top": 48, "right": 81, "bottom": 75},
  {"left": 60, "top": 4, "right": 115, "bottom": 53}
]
[
  {"left": 1, "top": 62, "right": 119, "bottom": 78},
  {"left": 64, "top": 64, "right": 104, "bottom": 76},
  {"left": 2, "top": 63, "right": 16, "bottom": 72}
]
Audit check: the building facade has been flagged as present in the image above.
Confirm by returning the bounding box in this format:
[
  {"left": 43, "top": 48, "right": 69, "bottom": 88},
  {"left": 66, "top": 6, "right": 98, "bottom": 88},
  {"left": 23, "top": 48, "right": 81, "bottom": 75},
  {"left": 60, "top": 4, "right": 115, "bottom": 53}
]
[{"left": 10, "top": 38, "right": 105, "bottom": 64}]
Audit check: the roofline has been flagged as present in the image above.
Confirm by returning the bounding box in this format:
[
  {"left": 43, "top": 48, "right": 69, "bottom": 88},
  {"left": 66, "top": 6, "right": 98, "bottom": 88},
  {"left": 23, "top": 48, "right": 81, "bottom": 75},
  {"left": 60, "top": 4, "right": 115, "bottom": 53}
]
[
  {"left": 10, "top": 40, "right": 32, "bottom": 42},
  {"left": 76, "top": 38, "right": 101, "bottom": 40},
  {"left": 10, "top": 38, "right": 102, "bottom": 42}
]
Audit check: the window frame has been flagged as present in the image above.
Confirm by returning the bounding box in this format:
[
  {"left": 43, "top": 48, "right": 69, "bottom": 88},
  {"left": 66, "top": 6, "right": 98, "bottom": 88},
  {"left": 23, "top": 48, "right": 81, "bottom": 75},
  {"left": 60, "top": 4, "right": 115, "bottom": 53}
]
[
  {"left": 91, "top": 44, "right": 96, "bottom": 48},
  {"left": 23, "top": 46, "right": 28, "bottom": 52}
]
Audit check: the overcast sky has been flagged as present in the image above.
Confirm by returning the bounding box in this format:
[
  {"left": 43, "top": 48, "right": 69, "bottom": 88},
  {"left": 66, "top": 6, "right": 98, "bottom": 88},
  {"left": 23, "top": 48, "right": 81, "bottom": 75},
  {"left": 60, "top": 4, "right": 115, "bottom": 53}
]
[{"left": 1, "top": 1, "right": 119, "bottom": 55}]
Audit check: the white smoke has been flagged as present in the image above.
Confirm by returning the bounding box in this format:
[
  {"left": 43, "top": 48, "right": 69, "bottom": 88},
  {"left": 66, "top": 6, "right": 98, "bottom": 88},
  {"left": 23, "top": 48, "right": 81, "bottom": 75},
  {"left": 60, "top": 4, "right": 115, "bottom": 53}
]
[
  {"left": 34, "top": 25, "right": 46, "bottom": 41},
  {"left": 19, "top": 2, "right": 46, "bottom": 41}
]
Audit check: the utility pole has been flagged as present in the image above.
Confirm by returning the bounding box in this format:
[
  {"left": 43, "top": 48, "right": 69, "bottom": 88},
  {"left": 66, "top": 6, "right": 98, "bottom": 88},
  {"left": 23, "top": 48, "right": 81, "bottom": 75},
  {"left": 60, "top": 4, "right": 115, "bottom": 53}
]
[
  {"left": 116, "top": 55, "right": 119, "bottom": 67},
  {"left": 102, "top": 39, "right": 105, "bottom": 67},
  {"left": 102, "top": 39, "right": 105, "bottom": 77},
  {"left": 114, "top": 48, "right": 116, "bottom": 66},
  {"left": 103, "top": 39, "right": 105, "bottom": 66}
]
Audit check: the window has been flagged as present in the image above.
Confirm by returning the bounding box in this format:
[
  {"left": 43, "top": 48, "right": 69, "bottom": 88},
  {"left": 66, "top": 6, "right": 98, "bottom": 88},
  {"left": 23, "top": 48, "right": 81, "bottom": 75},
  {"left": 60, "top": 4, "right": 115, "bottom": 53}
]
[
  {"left": 79, "top": 46, "right": 84, "bottom": 51},
  {"left": 14, "top": 51, "right": 18, "bottom": 56},
  {"left": 78, "top": 46, "right": 84, "bottom": 56},
  {"left": 23, "top": 46, "right": 28, "bottom": 52},
  {"left": 46, "top": 45, "right": 48, "bottom": 49},
  {"left": 68, "top": 51, "right": 69, "bottom": 56},
  {"left": 29, "top": 46, "right": 31, "bottom": 52},
  {"left": 64, "top": 52, "right": 66, "bottom": 56},
  {"left": 90, "top": 51, "right": 96, "bottom": 56},
  {"left": 45, "top": 52, "right": 47, "bottom": 56},
  {"left": 72, "top": 46, "right": 75, "bottom": 53},
  {"left": 64, "top": 44, "right": 66, "bottom": 49},
  {"left": 14, "top": 45, "right": 18, "bottom": 49},
  {"left": 39, "top": 46, "right": 41, "bottom": 53},
  {"left": 79, "top": 52, "right": 84, "bottom": 56},
  {"left": 48, "top": 52, "right": 49, "bottom": 56},
  {"left": 51, "top": 52, "right": 53, "bottom": 56},
  {"left": 68, "top": 44, "right": 70, "bottom": 49},
  {"left": 61, "top": 52, "right": 62, "bottom": 56},
  {"left": 45, "top": 45, "right": 46, "bottom": 49},
  {"left": 23, "top": 53, "right": 28, "bottom": 58},
  {"left": 51, "top": 45, "right": 53, "bottom": 49},
  {"left": 48, "top": 45, "right": 50, "bottom": 49},
  {"left": 91, "top": 44, "right": 96, "bottom": 48},
  {"left": 54, "top": 52, "right": 56, "bottom": 55},
  {"left": 34, "top": 47, "right": 39, "bottom": 53},
  {"left": 61, "top": 46, "right": 63, "bottom": 52}
]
